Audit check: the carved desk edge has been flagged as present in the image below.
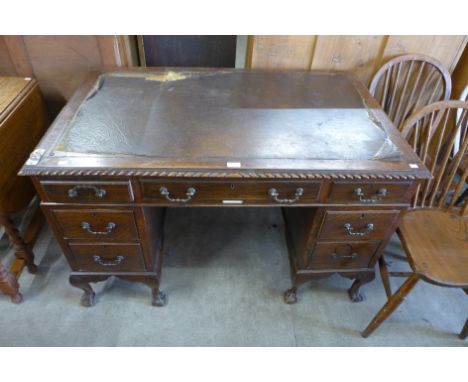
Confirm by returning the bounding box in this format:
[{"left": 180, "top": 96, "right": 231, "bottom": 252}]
[{"left": 19, "top": 167, "right": 429, "bottom": 180}]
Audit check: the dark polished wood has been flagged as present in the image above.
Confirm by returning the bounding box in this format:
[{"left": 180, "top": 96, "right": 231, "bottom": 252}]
[
  {"left": 40, "top": 180, "right": 133, "bottom": 204},
  {"left": 365, "top": 100, "right": 468, "bottom": 339},
  {"left": 141, "top": 179, "right": 322, "bottom": 205},
  {"left": 0, "top": 76, "right": 48, "bottom": 302},
  {"left": 50, "top": 209, "right": 139, "bottom": 241},
  {"left": 20, "top": 68, "right": 429, "bottom": 306}
]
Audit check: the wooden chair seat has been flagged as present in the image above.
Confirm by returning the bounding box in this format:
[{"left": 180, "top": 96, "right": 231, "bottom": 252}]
[{"left": 399, "top": 209, "right": 468, "bottom": 287}]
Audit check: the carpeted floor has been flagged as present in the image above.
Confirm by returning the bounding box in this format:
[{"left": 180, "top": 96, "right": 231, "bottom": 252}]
[{"left": 0, "top": 207, "right": 466, "bottom": 346}]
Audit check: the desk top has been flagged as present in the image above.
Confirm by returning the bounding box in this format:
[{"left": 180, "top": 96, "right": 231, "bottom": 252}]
[{"left": 21, "top": 69, "right": 429, "bottom": 180}]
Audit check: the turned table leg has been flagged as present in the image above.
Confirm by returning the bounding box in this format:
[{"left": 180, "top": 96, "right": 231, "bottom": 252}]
[
  {"left": 0, "top": 214, "right": 37, "bottom": 274},
  {"left": 0, "top": 263, "right": 23, "bottom": 303}
]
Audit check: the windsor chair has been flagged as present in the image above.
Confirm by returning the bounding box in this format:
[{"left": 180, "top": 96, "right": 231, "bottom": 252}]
[
  {"left": 362, "top": 100, "right": 468, "bottom": 338},
  {"left": 369, "top": 54, "right": 452, "bottom": 130}
]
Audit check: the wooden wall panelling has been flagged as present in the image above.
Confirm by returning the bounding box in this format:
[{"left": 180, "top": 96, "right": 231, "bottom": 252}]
[
  {"left": 248, "top": 35, "right": 467, "bottom": 87},
  {"left": 382, "top": 35, "right": 467, "bottom": 73},
  {"left": 0, "top": 38, "right": 16, "bottom": 76},
  {"left": 452, "top": 45, "right": 468, "bottom": 99},
  {"left": 0, "top": 35, "right": 139, "bottom": 117},
  {"left": 249, "top": 35, "right": 317, "bottom": 69},
  {"left": 98, "top": 36, "right": 139, "bottom": 67},
  {"left": 97, "top": 36, "right": 120, "bottom": 66},
  {"left": 310, "top": 35, "right": 386, "bottom": 85},
  {"left": 22, "top": 35, "right": 104, "bottom": 115},
  {"left": 3, "top": 36, "right": 34, "bottom": 77}
]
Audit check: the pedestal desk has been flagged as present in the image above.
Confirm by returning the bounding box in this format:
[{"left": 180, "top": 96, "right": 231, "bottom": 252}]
[{"left": 20, "top": 69, "right": 430, "bottom": 307}]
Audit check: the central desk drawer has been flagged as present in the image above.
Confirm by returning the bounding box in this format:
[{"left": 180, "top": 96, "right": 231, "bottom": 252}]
[
  {"left": 50, "top": 209, "right": 139, "bottom": 241},
  {"left": 40, "top": 181, "right": 133, "bottom": 204},
  {"left": 68, "top": 243, "right": 145, "bottom": 272},
  {"left": 317, "top": 210, "right": 399, "bottom": 241},
  {"left": 141, "top": 180, "right": 321, "bottom": 205},
  {"left": 327, "top": 181, "right": 413, "bottom": 205}
]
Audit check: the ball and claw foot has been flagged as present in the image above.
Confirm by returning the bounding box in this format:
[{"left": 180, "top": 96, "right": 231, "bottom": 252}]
[
  {"left": 80, "top": 291, "right": 96, "bottom": 307},
  {"left": 152, "top": 291, "right": 167, "bottom": 307},
  {"left": 284, "top": 288, "right": 298, "bottom": 304},
  {"left": 348, "top": 285, "right": 365, "bottom": 302}
]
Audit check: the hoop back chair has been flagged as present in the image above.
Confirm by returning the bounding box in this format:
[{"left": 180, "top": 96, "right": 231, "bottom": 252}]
[
  {"left": 362, "top": 100, "right": 468, "bottom": 339},
  {"left": 369, "top": 54, "right": 452, "bottom": 130}
]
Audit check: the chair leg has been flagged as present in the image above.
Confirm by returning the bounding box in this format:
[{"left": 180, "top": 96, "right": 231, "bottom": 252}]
[
  {"left": 362, "top": 273, "right": 420, "bottom": 338},
  {"left": 378, "top": 255, "right": 392, "bottom": 299}
]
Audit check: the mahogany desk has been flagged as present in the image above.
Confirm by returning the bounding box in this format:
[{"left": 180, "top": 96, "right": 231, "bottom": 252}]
[{"left": 20, "top": 69, "right": 430, "bottom": 307}]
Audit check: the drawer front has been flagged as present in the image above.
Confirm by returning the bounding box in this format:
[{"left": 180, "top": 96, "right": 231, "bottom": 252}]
[
  {"left": 51, "top": 209, "right": 139, "bottom": 241},
  {"left": 327, "top": 181, "right": 413, "bottom": 205},
  {"left": 141, "top": 180, "right": 321, "bottom": 205},
  {"left": 308, "top": 241, "right": 380, "bottom": 269},
  {"left": 318, "top": 210, "right": 400, "bottom": 241},
  {"left": 68, "top": 243, "right": 145, "bottom": 272},
  {"left": 40, "top": 181, "right": 133, "bottom": 203}
]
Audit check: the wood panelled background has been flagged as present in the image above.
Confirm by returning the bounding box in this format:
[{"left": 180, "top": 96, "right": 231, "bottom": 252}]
[
  {"left": 248, "top": 35, "right": 467, "bottom": 87},
  {"left": 0, "top": 36, "right": 138, "bottom": 116}
]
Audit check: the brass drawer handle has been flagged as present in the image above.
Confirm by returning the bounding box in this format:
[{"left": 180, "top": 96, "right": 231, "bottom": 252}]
[
  {"left": 93, "top": 255, "right": 124, "bottom": 266},
  {"left": 331, "top": 252, "right": 358, "bottom": 260},
  {"left": 354, "top": 187, "right": 388, "bottom": 203},
  {"left": 343, "top": 223, "right": 374, "bottom": 236},
  {"left": 159, "top": 186, "right": 196, "bottom": 203},
  {"left": 268, "top": 187, "right": 304, "bottom": 203},
  {"left": 81, "top": 222, "right": 116, "bottom": 235},
  {"left": 68, "top": 185, "right": 107, "bottom": 198}
]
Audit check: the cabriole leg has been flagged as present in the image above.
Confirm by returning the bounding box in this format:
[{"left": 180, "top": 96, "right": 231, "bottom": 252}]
[
  {"left": 69, "top": 275, "right": 96, "bottom": 307},
  {"left": 139, "top": 277, "right": 167, "bottom": 307},
  {"left": 348, "top": 272, "right": 375, "bottom": 302}
]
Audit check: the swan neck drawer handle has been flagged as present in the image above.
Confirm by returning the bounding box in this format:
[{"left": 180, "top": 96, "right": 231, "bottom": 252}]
[
  {"left": 159, "top": 186, "right": 196, "bottom": 203},
  {"left": 93, "top": 255, "right": 124, "bottom": 266},
  {"left": 68, "top": 185, "right": 107, "bottom": 198},
  {"left": 268, "top": 187, "right": 304, "bottom": 203},
  {"left": 354, "top": 187, "right": 388, "bottom": 203},
  {"left": 343, "top": 223, "right": 374, "bottom": 236},
  {"left": 81, "top": 222, "right": 116, "bottom": 235}
]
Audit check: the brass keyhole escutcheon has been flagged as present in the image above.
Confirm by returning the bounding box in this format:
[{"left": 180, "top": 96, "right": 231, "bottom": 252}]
[{"left": 230, "top": 183, "right": 235, "bottom": 190}]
